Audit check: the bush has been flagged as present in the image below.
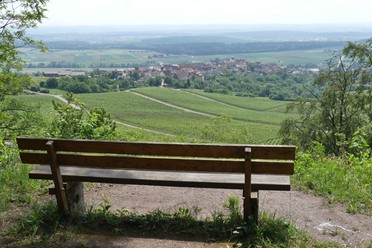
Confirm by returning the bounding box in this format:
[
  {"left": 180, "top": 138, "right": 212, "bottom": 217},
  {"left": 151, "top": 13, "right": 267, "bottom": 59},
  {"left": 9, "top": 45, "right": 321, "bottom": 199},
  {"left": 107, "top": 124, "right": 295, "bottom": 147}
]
[
  {"left": 293, "top": 143, "right": 372, "bottom": 215},
  {"left": 0, "top": 139, "right": 46, "bottom": 214},
  {"left": 46, "top": 78, "right": 58, "bottom": 88}
]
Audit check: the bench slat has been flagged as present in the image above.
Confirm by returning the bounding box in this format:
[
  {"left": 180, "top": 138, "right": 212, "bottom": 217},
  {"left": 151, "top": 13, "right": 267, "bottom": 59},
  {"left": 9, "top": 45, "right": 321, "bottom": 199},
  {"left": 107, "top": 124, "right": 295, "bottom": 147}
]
[
  {"left": 29, "top": 165, "right": 291, "bottom": 191},
  {"left": 17, "top": 137, "right": 296, "bottom": 160},
  {"left": 20, "top": 152, "right": 294, "bottom": 175}
]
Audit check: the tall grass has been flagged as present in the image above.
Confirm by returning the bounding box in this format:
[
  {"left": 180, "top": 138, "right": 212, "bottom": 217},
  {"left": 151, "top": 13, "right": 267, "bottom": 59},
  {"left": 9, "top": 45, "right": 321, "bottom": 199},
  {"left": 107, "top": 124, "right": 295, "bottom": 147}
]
[
  {"left": 0, "top": 140, "right": 47, "bottom": 216},
  {"left": 293, "top": 145, "right": 372, "bottom": 215}
]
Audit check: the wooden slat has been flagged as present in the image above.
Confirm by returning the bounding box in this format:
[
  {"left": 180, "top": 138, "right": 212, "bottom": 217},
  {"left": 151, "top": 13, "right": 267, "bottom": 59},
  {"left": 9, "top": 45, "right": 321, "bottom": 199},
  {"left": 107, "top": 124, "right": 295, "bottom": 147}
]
[
  {"left": 17, "top": 137, "right": 296, "bottom": 160},
  {"left": 20, "top": 152, "right": 294, "bottom": 175},
  {"left": 29, "top": 166, "right": 291, "bottom": 191}
]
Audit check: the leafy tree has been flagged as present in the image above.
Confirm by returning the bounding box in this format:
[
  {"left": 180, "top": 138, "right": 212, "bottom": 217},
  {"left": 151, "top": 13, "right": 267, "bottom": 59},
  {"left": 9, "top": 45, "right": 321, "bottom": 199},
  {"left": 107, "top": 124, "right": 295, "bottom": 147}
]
[
  {"left": 0, "top": 0, "right": 48, "bottom": 138},
  {"left": 47, "top": 93, "right": 117, "bottom": 140},
  {"left": 45, "top": 78, "right": 58, "bottom": 88},
  {"left": 280, "top": 38, "right": 372, "bottom": 155},
  {"left": 148, "top": 76, "right": 162, "bottom": 86}
]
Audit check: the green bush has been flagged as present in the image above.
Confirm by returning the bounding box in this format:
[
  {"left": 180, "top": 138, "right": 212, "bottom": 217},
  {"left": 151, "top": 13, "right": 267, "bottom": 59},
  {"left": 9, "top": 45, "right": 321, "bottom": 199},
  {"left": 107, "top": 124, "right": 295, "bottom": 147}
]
[
  {"left": 0, "top": 139, "right": 46, "bottom": 215},
  {"left": 293, "top": 143, "right": 372, "bottom": 215}
]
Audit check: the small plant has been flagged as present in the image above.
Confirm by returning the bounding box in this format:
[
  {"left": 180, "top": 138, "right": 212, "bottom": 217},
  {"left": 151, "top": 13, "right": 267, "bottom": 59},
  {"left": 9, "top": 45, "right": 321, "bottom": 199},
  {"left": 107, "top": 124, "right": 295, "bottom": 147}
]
[
  {"left": 223, "top": 195, "right": 243, "bottom": 224},
  {"left": 5, "top": 197, "right": 322, "bottom": 247},
  {"left": 8, "top": 201, "right": 62, "bottom": 238},
  {"left": 348, "top": 129, "right": 371, "bottom": 163}
]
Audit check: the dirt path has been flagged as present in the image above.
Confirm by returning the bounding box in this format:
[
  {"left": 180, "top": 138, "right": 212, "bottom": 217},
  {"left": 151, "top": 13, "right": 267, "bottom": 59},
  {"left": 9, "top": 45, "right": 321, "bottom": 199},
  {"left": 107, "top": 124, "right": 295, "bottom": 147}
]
[
  {"left": 180, "top": 89, "right": 243, "bottom": 110},
  {"left": 130, "top": 91, "right": 216, "bottom": 118},
  {"left": 83, "top": 184, "right": 372, "bottom": 247}
]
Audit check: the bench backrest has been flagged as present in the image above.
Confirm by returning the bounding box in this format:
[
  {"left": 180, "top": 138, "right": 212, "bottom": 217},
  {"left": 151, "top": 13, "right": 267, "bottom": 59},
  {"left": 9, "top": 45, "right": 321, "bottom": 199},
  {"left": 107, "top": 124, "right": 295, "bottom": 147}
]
[{"left": 17, "top": 137, "right": 295, "bottom": 175}]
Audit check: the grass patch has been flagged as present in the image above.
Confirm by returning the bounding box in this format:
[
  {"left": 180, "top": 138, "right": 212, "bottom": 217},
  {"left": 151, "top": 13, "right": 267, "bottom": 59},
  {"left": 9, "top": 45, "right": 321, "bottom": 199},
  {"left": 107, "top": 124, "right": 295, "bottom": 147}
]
[
  {"left": 10, "top": 94, "right": 58, "bottom": 118},
  {"left": 3, "top": 196, "right": 332, "bottom": 248},
  {"left": 0, "top": 141, "right": 48, "bottom": 217},
  {"left": 293, "top": 149, "right": 372, "bottom": 215}
]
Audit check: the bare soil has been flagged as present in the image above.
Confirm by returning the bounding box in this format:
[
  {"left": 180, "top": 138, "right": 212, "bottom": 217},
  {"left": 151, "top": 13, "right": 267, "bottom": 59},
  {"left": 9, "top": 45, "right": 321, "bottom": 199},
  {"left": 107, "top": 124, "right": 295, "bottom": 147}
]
[{"left": 81, "top": 184, "right": 372, "bottom": 248}]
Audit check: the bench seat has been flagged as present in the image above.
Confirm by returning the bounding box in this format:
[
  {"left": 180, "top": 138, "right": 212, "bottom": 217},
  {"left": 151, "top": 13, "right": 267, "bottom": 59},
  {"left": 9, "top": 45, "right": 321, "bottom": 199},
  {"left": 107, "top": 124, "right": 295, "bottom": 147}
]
[{"left": 30, "top": 165, "right": 291, "bottom": 191}]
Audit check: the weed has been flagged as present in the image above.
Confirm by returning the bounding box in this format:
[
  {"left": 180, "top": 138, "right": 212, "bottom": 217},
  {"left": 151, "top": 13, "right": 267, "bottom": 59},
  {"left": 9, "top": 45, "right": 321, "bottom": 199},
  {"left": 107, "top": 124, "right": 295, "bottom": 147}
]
[
  {"left": 0, "top": 140, "right": 48, "bottom": 216},
  {"left": 293, "top": 150, "right": 372, "bottom": 215},
  {"left": 4, "top": 197, "right": 328, "bottom": 247}
]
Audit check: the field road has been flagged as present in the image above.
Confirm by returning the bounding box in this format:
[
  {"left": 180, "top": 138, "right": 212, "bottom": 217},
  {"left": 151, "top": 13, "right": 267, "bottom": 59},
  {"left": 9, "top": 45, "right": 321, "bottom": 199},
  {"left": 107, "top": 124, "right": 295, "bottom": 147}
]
[
  {"left": 180, "top": 89, "right": 244, "bottom": 109},
  {"left": 24, "top": 90, "right": 176, "bottom": 137},
  {"left": 130, "top": 91, "right": 217, "bottom": 118}
]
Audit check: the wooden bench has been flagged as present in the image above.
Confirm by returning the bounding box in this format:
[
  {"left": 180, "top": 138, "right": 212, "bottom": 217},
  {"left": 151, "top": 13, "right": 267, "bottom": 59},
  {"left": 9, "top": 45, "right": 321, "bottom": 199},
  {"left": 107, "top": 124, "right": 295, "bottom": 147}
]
[{"left": 17, "top": 137, "right": 295, "bottom": 221}]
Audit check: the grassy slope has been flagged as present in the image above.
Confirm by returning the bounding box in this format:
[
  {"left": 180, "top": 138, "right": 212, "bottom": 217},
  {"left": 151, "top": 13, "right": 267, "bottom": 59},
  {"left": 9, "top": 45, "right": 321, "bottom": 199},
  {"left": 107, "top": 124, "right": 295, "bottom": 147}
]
[
  {"left": 183, "top": 89, "right": 289, "bottom": 112},
  {"left": 75, "top": 90, "right": 280, "bottom": 143},
  {"left": 133, "top": 87, "right": 288, "bottom": 125}
]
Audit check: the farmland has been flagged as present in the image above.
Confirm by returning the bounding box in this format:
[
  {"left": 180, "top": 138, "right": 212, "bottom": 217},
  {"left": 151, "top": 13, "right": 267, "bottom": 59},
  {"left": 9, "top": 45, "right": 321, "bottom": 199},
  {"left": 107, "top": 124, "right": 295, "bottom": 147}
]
[
  {"left": 183, "top": 89, "right": 289, "bottom": 112},
  {"left": 21, "top": 47, "right": 336, "bottom": 73},
  {"left": 132, "top": 87, "right": 290, "bottom": 125},
  {"left": 12, "top": 87, "right": 293, "bottom": 144},
  {"left": 71, "top": 89, "right": 285, "bottom": 143}
]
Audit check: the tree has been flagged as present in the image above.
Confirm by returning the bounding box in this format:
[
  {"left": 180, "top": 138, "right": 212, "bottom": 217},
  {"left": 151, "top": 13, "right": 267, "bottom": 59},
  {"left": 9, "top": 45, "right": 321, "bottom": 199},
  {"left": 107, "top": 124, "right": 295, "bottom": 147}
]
[
  {"left": 279, "top": 38, "right": 372, "bottom": 155},
  {"left": 46, "top": 77, "right": 58, "bottom": 88},
  {"left": 148, "top": 76, "right": 162, "bottom": 86},
  {"left": 47, "top": 93, "right": 117, "bottom": 140},
  {"left": 0, "top": 0, "right": 48, "bottom": 138}
]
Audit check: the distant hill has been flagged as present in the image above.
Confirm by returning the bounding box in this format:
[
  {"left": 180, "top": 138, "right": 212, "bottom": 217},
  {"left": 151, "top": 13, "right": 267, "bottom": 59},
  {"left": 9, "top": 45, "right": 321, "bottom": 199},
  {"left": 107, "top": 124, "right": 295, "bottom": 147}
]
[{"left": 44, "top": 40, "right": 346, "bottom": 56}]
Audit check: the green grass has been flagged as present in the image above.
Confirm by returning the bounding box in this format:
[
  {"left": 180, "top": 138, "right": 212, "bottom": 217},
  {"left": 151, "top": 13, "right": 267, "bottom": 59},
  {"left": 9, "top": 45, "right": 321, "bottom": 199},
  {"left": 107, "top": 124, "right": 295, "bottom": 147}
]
[
  {"left": 293, "top": 149, "right": 372, "bottom": 215},
  {"left": 10, "top": 94, "right": 59, "bottom": 118},
  {"left": 76, "top": 91, "right": 213, "bottom": 135},
  {"left": 183, "top": 89, "right": 289, "bottom": 112},
  {"left": 0, "top": 141, "right": 48, "bottom": 216},
  {"left": 39, "top": 88, "right": 68, "bottom": 95},
  {"left": 133, "top": 87, "right": 289, "bottom": 125},
  {"left": 76, "top": 91, "right": 280, "bottom": 143},
  {"left": 3, "top": 196, "right": 334, "bottom": 248}
]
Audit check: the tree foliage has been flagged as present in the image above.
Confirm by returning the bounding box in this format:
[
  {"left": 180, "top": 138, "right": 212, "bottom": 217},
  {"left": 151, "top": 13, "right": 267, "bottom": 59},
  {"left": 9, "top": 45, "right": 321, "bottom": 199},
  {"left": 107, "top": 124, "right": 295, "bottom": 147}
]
[
  {"left": 46, "top": 93, "right": 117, "bottom": 140},
  {"left": 0, "top": 0, "right": 48, "bottom": 138},
  {"left": 280, "top": 38, "right": 372, "bottom": 155}
]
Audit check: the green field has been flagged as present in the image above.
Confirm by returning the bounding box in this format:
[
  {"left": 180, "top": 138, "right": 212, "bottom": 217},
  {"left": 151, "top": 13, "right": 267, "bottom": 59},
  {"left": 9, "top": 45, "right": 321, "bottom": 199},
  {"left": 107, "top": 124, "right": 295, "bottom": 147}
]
[
  {"left": 16, "top": 88, "right": 289, "bottom": 144},
  {"left": 132, "top": 87, "right": 289, "bottom": 125},
  {"left": 157, "top": 48, "right": 336, "bottom": 66},
  {"left": 182, "top": 89, "right": 289, "bottom": 112},
  {"left": 13, "top": 94, "right": 60, "bottom": 117},
  {"left": 20, "top": 47, "right": 335, "bottom": 71},
  {"left": 21, "top": 48, "right": 156, "bottom": 65},
  {"left": 75, "top": 89, "right": 282, "bottom": 143}
]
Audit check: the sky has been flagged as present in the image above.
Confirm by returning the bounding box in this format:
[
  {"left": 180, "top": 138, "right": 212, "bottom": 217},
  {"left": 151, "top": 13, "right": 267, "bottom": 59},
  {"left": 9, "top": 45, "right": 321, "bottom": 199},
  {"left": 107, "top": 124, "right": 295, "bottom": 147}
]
[{"left": 41, "top": 0, "right": 372, "bottom": 26}]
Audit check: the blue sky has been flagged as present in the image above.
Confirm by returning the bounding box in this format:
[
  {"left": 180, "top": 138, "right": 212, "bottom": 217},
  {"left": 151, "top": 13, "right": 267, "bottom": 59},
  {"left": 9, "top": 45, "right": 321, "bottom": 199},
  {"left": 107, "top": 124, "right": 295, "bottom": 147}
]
[{"left": 42, "top": 0, "right": 372, "bottom": 26}]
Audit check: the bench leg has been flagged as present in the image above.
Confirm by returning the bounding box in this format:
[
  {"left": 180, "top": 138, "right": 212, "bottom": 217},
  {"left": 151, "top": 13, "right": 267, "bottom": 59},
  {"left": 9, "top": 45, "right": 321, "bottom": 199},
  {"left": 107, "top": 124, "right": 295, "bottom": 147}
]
[
  {"left": 65, "top": 182, "right": 85, "bottom": 218},
  {"left": 244, "top": 191, "right": 259, "bottom": 223},
  {"left": 251, "top": 191, "right": 259, "bottom": 224}
]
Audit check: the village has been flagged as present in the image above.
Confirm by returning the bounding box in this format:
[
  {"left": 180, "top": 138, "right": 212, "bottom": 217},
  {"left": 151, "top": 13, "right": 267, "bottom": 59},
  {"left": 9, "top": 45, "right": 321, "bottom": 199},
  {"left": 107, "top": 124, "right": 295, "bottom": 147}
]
[{"left": 42, "top": 57, "right": 320, "bottom": 81}]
